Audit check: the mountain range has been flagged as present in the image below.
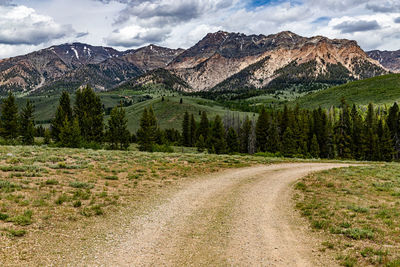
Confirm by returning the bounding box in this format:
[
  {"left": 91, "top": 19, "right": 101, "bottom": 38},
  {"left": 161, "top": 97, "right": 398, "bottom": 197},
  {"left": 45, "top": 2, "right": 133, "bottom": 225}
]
[{"left": 0, "top": 31, "right": 397, "bottom": 95}]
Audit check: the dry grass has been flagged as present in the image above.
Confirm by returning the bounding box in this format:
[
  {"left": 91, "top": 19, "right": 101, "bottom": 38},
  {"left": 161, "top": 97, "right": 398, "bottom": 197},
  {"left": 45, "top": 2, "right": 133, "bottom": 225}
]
[{"left": 294, "top": 164, "right": 400, "bottom": 266}]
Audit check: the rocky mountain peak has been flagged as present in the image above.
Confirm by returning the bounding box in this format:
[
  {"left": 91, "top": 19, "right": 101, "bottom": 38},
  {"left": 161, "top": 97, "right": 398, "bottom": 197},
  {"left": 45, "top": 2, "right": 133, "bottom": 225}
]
[{"left": 47, "top": 42, "right": 124, "bottom": 67}]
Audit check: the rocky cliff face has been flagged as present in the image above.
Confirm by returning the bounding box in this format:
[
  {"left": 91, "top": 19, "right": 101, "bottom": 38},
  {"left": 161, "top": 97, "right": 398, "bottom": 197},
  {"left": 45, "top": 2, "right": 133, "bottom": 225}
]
[
  {"left": 367, "top": 50, "right": 400, "bottom": 73},
  {"left": 167, "top": 31, "right": 387, "bottom": 92}
]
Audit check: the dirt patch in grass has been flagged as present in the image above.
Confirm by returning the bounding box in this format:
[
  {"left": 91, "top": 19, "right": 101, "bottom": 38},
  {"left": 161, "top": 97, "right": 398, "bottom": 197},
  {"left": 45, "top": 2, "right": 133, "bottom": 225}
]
[{"left": 294, "top": 164, "right": 400, "bottom": 266}]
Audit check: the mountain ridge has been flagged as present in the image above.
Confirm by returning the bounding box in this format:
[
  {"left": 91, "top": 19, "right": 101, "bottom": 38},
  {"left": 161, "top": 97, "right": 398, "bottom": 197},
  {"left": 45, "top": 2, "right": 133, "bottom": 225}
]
[
  {"left": 0, "top": 31, "right": 391, "bottom": 95},
  {"left": 166, "top": 30, "right": 387, "bottom": 92}
]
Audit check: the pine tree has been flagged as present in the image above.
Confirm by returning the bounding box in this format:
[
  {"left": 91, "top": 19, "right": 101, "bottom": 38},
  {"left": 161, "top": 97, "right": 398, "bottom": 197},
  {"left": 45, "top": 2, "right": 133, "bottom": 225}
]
[
  {"left": 197, "top": 111, "right": 209, "bottom": 141},
  {"left": 20, "top": 100, "right": 35, "bottom": 145},
  {"left": 226, "top": 127, "right": 239, "bottom": 153},
  {"left": 106, "top": 105, "right": 131, "bottom": 150},
  {"left": 293, "top": 107, "right": 309, "bottom": 156},
  {"left": 281, "top": 105, "right": 290, "bottom": 134},
  {"left": 377, "top": 119, "right": 394, "bottom": 161},
  {"left": 239, "top": 116, "right": 252, "bottom": 153},
  {"left": 255, "top": 107, "right": 269, "bottom": 152},
  {"left": 59, "top": 118, "right": 81, "bottom": 148},
  {"left": 182, "top": 111, "right": 190, "bottom": 146},
  {"left": 74, "top": 86, "right": 104, "bottom": 143},
  {"left": 51, "top": 91, "right": 72, "bottom": 142},
  {"left": 313, "top": 108, "right": 333, "bottom": 158},
  {"left": 266, "top": 118, "right": 281, "bottom": 153},
  {"left": 334, "top": 101, "right": 352, "bottom": 159},
  {"left": 196, "top": 134, "right": 206, "bottom": 152},
  {"left": 0, "top": 92, "right": 18, "bottom": 139},
  {"left": 387, "top": 102, "right": 399, "bottom": 158},
  {"left": 362, "top": 103, "right": 379, "bottom": 161},
  {"left": 350, "top": 105, "right": 363, "bottom": 160},
  {"left": 36, "top": 125, "right": 45, "bottom": 137},
  {"left": 137, "top": 107, "right": 158, "bottom": 151},
  {"left": 282, "top": 127, "right": 297, "bottom": 157},
  {"left": 70, "top": 118, "right": 82, "bottom": 148},
  {"left": 44, "top": 128, "right": 51, "bottom": 145},
  {"left": 310, "top": 134, "right": 320, "bottom": 158},
  {"left": 248, "top": 117, "right": 256, "bottom": 154},
  {"left": 190, "top": 114, "right": 196, "bottom": 146},
  {"left": 209, "top": 115, "right": 227, "bottom": 154}
]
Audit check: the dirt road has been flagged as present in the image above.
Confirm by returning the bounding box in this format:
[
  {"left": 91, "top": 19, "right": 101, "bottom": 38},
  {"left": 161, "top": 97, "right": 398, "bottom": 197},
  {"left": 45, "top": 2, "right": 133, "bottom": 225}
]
[{"left": 85, "top": 163, "right": 348, "bottom": 266}]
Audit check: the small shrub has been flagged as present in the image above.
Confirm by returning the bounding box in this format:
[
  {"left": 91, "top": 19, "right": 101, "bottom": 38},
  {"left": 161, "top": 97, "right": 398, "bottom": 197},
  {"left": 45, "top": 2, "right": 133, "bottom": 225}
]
[
  {"left": 8, "top": 229, "right": 26, "bottom": 237},
  {"left": 0, "top": 212, "right": 9, "bottom": 220},
  {"left": 311, "top": 220, "right": 329, "bottom": 230},
  {"left": 0, "top": 180, "right": 18, "bottom": 192},
  {"left": 347, "top": 205, "right": 369, "bottom": 213},
  {"left": 322, "top": 241, "right": 334, "bottom": 249},
  {"left": 339, "top": 222, "right": 352, "bottom": 228},
  {"left": 152, "top": 144, "right": 174, "bottom": 153},
  {"left": 45, "top": 179, "right": 59, "bottom": 185},
  {"left": 342, "top": 228, "right": 374, "bottom": 240},
  {"left": 80, "top": 205, "right": 104, "bottom": 217},
  {"left": 73, "top": 190, "right": 91, "bottom": 200},
  {"left": 69, "top": 181, "right": 94, "bottom": 189},
  {"left": 92, "top": 205, "right": 103, "bottom": 216},
  {"left": 57, "top": 162, "right": 67, "bottom": 169},
  {"left": 9, "top": 210, "right": 33, "bottom": 226},
  {"left": 340, "top": 255, "right": 357, "bottom": 267},
  {"left": 73, "top": 200, "right": 82, "bottom": 208},
  {"left": 55, "top": 194, "right": 69, "bottom": 205},
  {"left": 295, "top": 182, "right": 307, "bottom": 191},
  {"left": 105, "top": 175, "right": 118, "bottom": 180}
]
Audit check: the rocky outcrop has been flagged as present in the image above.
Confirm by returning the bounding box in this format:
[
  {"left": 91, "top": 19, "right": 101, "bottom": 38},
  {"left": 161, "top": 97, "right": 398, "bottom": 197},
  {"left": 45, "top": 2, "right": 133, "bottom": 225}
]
[{"left": 367, "top": 50, "right": 400, "bottom": 73}]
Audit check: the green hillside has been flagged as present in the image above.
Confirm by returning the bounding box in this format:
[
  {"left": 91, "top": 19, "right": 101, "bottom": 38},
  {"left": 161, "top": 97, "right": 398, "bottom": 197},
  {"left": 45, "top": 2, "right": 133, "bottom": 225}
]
[
  {"left": 121, "top": 96, "right": 255, "bottom": 132},
  {"left": 294, "top": 74, "right": 400, "bottom": 109},
  {"left": 9, "top": 88, "right": 254, "bottom": 132}
]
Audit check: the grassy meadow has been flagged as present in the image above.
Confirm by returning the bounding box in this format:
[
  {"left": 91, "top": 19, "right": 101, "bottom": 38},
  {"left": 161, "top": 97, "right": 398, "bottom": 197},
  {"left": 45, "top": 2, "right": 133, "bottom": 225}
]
[{"left": 294, "top": 164, "right": 400, "bottom": 266}]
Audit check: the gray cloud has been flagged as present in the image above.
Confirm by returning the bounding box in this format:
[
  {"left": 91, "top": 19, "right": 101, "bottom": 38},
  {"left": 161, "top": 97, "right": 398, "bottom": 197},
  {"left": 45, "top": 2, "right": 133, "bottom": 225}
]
[
  {"left": 0, "top": 5, "right": 76, "bottom": 45},
  {"left": 103, "top": 0, "right": 234, "bottom": 47},
  {"left": 0, "top": 24, "right": 73, "bottom": 45},
  {"left": 76, "top": 32, "right": 89, "bottom": 38},
  {"left": 306, "top": 0, "right": 369, "bottom": 11},
  {"left": 105, "top": 27, "right": 169, "bottom": 47},
  {"left": 366, "top": 2, "right": 400, "bottom": 13},
  {"left": 0, "top": 0, "right": 12, "bottom": 5},
  {"left": 395, "top": 17, "right": 400, "bottom": 23},
  {"left": 113, "top": 0, "right": 234, "bottom": 25},
  {"left": 334, "top": 20, "right": 381, "bottom": 34}
]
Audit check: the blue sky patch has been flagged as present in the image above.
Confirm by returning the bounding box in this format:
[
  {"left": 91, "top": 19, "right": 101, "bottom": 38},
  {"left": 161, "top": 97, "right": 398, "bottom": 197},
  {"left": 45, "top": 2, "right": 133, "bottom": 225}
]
[{"left": 312, "top": 16, "right": 331, "bottom": 24}]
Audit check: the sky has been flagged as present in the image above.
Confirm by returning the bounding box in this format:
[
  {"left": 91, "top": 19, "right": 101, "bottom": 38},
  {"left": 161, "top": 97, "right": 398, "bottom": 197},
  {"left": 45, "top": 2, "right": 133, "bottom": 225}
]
[{"left": 0, "top": 0, "right": 399, "bottom": 58}]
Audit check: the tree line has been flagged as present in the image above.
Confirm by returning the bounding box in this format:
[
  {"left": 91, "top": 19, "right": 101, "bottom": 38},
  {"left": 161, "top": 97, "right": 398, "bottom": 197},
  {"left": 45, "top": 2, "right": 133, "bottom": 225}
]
[
  {"left": 178, "top": 99, "right": 398, "bottom": 162},
  {"left": 0, "top": 87, "right": 398, "bottom": 162}
]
